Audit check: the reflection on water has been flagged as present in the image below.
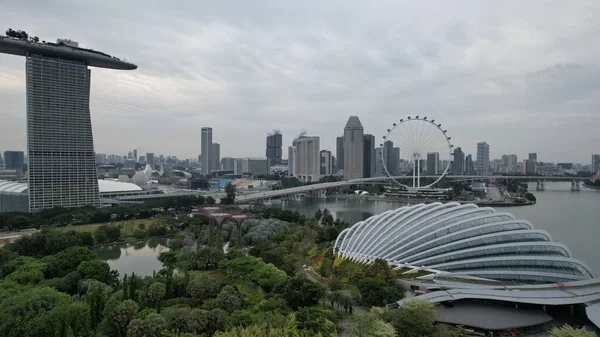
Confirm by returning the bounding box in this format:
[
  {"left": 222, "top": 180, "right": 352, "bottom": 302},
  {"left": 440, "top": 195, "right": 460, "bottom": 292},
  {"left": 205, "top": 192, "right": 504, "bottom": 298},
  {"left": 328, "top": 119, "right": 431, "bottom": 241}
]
[
  {"left": 275, "top": 182, "right": 600, "bottom": 274},
  {"left": 94, "top": 237, "right": 170, "bottom": 277}
]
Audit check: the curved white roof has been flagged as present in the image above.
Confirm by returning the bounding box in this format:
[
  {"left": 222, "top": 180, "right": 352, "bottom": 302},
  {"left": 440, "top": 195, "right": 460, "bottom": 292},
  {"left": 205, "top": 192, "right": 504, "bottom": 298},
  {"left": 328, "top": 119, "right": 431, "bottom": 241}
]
[
  {"left": 334, "top": 202, "right": 593, "bottom": 284},
  {"left": 0, "top": 180, "right": 28, "bottom": 194},
  {"left": 97, "top": 179, "right": 143, "bottom": 193}
]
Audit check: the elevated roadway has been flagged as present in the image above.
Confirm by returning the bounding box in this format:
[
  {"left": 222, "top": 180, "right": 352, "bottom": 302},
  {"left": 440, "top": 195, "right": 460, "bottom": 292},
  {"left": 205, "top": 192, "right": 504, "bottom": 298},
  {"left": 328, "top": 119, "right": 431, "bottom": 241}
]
[{"left": 235, "top": 175, "right": 589, "bottom": 204}]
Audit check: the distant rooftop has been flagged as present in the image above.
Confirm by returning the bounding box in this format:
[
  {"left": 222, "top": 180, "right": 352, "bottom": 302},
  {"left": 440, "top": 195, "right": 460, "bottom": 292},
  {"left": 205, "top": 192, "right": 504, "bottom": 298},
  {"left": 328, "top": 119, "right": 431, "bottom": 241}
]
[
  {"left": 0, "top": 35, "right": 137, "bottom": 70},
  {"left": 345, "top": 116, "right": 363, "bottom": 129}
]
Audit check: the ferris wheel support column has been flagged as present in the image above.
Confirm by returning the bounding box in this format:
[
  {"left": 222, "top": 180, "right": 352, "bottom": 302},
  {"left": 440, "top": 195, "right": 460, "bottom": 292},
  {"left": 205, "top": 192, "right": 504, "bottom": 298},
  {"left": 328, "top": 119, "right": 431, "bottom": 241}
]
[
  {"left": 417, "top": 158, "right": 421, "bottom": 188},
  {"left": 412, "top": 160, "right": 416, "bottom": 188}
]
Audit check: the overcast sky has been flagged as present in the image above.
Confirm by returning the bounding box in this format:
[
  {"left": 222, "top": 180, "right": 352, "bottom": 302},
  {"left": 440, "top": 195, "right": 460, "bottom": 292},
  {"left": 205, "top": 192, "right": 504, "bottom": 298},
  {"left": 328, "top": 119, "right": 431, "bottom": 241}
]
[{"left": 1, "top": 1, "right": 599, "bottom": 163}]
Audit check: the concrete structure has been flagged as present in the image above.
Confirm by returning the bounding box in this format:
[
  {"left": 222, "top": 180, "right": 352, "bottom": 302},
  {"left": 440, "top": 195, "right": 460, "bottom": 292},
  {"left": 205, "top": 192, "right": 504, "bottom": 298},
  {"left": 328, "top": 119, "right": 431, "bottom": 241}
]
[
  {"left": 475, "top": 142, "right": 489, "bottom": 175},
  {"left": 211, "top": 143, "right": 220, "bottom": 171},
  {"left": 287, "top": 145, "right": 295, "bottom": 176},
  {"left": 529, "top": 153, "right": 537, "bottom": 161},
  {"left": 426, "top": 152, "right": 439, "bottom": 175},
  {"left": 295, "top": 136, "right": 320, "bottom": 182},
  {"left": 241, "top": 158, "right": 269, "bottom": 176},
  {"left": 266, "top": 132, "right": 282, "bottom": 167},
  {"left": 334, "top": 203, "right": 592, "bottom": 284},
  {"left": 0, "top": 39, "right": 137, "bottom": 212},
  {"left": 451, "top": 147, "right": 464, "bottom": 175},
  {"left": 362, "top": 134, "right": 375, "bottom": 178},
  {"left": 592, "top": 154, "right": 600, "bottom": 173},
  {"left": 0, "top": 153, "right": 3, "bottom": 170},
  {"left": 501, "top": 154, "right": 518, "bottom": 174},
  {"left": 221, "top": 157, "right": 236, "bottom": 171},
  {"left": 523, "top": 159, "right": 537, "bottom": 174},
  {"left": 233, "top": 159, "right": 243, "bottom": 175},
  {"left": 343, "top": 116, "right": 364, "bottom": 179},
  {"left": 133, "top": 149, "right": 138, "bottom": 163},
  {"left": 465, "top": 154, "right": 474, "bottom": 175},
  {"left": 2, "top": 151, "right": 24, "bottom": 171},
  {"left": 320, "top": 150, "right": 333, "bottom": 176},
  {"left": 201, "top": 127, "right": 213, "bottom": 175},
  {"left": 336, "top": 136, "right": 344, "bottom": 172},
  {"left": 381, "top": 141, "right": 399, "bottom": 176}
]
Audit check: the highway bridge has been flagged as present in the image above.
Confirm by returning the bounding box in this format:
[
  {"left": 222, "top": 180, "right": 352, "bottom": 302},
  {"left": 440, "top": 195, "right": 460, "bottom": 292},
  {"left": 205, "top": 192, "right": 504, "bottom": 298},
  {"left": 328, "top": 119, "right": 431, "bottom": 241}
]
[{"left": 235, "top": 175, "right": 590, "bottom": 204}]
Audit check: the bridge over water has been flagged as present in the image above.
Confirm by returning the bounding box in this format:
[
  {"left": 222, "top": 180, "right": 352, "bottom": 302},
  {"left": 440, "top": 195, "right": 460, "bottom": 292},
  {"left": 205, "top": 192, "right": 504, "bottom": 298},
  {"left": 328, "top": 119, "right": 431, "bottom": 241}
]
[{"left": 235, "top": 175, "right": 589, "bottom": 204}]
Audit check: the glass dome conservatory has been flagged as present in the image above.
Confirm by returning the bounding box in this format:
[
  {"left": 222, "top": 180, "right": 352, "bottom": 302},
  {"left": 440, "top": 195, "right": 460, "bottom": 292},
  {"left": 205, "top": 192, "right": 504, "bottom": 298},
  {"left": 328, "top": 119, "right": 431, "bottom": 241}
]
[{"left": 334, "top": 202, "right": 593, "bottom": 284}]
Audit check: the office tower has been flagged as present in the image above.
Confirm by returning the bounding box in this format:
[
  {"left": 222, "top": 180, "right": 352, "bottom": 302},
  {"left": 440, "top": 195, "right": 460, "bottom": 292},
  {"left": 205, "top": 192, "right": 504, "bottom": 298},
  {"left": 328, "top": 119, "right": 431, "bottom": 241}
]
[
  {"left": 125, "top": 158, "right": 136, "bottom": 169},
  {"left": 241, "top": 158, "right": 269, "bottom": 176},
  {"left": 451, "top": 147, "right": 465, "bottom": 175},
  {"left": 427, "top": 152, "right": 440, "bottom": 175},
  {"left": 320, "top": 150, "right": 333, "bottom": 175},
  {"left": 201, "top": 127, "right": 213, "bottom": 174},
  {"left": 0, "top": 37, "right": 136, "bottom": 211},
  {"left": 221, "top": 157, "right": 236, "bottom": 171},
  {"left": 343, "top": 116, "right": 364, "bottom": 179},
  {"left": 3, "top": 151, "right": 25, "bottom": 171},
  {"left": 0, "top": 152, "right": 4, "bottom": 170},
  {"left": 288, "top": 146, "right": 295, "bottom": 176},
  {"left": 523, "top": 159, "right": 536, "bottom": 174},
  {"left": 592, "top": 154, "right": 600, "bottom": 173},
  {"left": 266, "top": 132, "right": 283, "bottom": 167},
  {"left": 501, "top": 154, "right": 518, "bottom": 174},
  {"left": 295, "top": 136, "right": 320, "bottom": 182},
  {"left": 133, "top": 149, "right": 138, "bottom": 162},
  {"left": 380, "top": 141, "right": 400, "bottom": 176},
  {"left": 211, "top": 143, "right": 220, "bottom": 171},
  {"left": 529, "top": 153, "right": 537, "bottom": 161},
  {"left": 336, "top": 136, "right": 345, "bottom": 172},
  {"left": 363, "top": 134, "right": 375, "bottom": 178},
  {"left": 465, "top": 154, "right": 475, "bottom": 175},
  {"left": 476, "top": 142, "right": 490, "bottom": 175},
  {"left": 146, "top": 153, "right": 155, "bottom": 169}
]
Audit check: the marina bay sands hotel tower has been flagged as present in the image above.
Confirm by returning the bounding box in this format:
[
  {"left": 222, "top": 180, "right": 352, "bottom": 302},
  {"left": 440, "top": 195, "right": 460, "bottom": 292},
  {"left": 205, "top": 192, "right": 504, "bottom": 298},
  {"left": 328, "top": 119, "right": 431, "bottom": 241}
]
[{"left": 0, "top": 35, "right": 137, "bottom": 211}]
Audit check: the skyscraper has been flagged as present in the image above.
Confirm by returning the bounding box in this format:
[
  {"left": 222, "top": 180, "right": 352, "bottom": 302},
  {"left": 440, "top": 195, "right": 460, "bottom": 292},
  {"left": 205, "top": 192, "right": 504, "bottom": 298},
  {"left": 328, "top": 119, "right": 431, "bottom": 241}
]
[
  {"left": 592, "top": 154, "right": 600, "bottom": 173},
  {"left": 476, "top": 142, "right": 490, "bottom": 175},
  {"left": 501, "top": 154, "right": 518, "bottom": 174},
  {"left": 427, "top": 152, "right": 440, "bottom": 175},
  {"left": 363, "top": 134, "right": 375, "bottom": 178},
  {"left": 288, "top": 145, "right": 295, "bottom": 176},
  {"left": 0, "top": 152, "right": 4, "bottom": 170},
  {"left": 382, "top": 141, "right": 399, "bottom": 176},
  {"left": 146, "top": 153, "right": 155, "bottom": 169},
  {"left": 336, "top": 136, "right": 344, "bottom": 172},
  {"left": 465, "top": 154, "right": 475, "bottom": 175},
  {"left": 343, "top": 116, "right": 364, "bottom": 179},
  {"left": 221, "top": 157, "right": 236, "bottom": 171},
  {"left": 201, "top": 127, "right": 213, "bottom": 174},
  {"left": 133, "top": 149, "right": 138, "bottom": 162},
  {"left": 528, "top": 153, "right": 537, "bottom": 161},
  {"left": 212, "top": 143, "right": 220, "bottom": 171},
  {"left": 0, "top": 36, "right": 136, "bottom": 211},
  {"left": 3, "top": 151, "right": 25, "bottom": 171},
  {"left": 295, "top": 136, "right": 320, "bottom": 182},
  {"left": 451, "top": 147, "right": 465, "bottom": 175},
  {"left": 320, "top": 150, "right": 333, "bottom": 175},
  {"left": 266, "top": 132, "right": 283, "bottom": 167}
]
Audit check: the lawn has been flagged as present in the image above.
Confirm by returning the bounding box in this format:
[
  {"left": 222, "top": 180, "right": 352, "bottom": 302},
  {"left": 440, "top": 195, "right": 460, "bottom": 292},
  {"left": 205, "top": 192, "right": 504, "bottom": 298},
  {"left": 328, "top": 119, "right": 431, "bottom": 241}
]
[{"left": 56, "top": 218, "right": 156, "bottom": 234}]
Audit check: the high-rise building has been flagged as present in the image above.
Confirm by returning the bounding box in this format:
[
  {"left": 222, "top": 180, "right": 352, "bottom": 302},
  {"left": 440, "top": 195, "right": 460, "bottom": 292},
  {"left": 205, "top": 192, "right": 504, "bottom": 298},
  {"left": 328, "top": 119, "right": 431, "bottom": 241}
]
[
  {"left": 0, "top": 37, "right": 136, "bottom": 211},
  {"left": 592, "top": 154, "right": 600, "bottom": 173},
  {"left": 523, "top": 159, "right": 537, "bottom": 175},
  {"left": 288, "top": 145, "right": 295, "bottom": 176},
  {"left": 266, "top": 132, "right": 283, "bottom": 167},
  {"left": 0, "top": 152, "right": 4, "bottom": 170},
  {"left": 343, "top": 116, "right": 364, "bottom": 179},
  {"left": 363, "top": 134, "right": 375, "bottom": 178},
  {"left": 320, "top": 150, "right": 333, "bottom": 175},
  {"left": 295, "top": 136, "right": 320, "bottom": 182},
  {"left": 465, "top": 154, "right": 475, "bottom": 175},
  {"left": 451, "top": 147, "right": 465, "bottom": 175},
  {"left": 336, "top": 136, "right": 344, "bottom": 172},
  {"left": 201, "top": 127, "right": 213, "bottom": 174},
  {"left": 212, "top": 143, "right": 220, "bottom": 171},
  {"left": 146, "top": 153, "right": 155, "bottom": 169},
  {"left": 427, "top": 152, "right": 440, "bottom": 175},
  {"left": 382, "top": 141, "right": 399, "bottom": 176},
  {"left": 221, "top": 157, "right": 236, "bottom": 171},
  {"left": 476, "top": 142, "right": 490, "bottom": 175},
  {"left": 241, "top": 158, "right": 269, "bottom": 176},
  {"left": 501, "top": 154, "right": 518, "bottom": 174},
  {"left": 133, "top": 149, "right": 138, "bottom": 162},
  {"left": 3, "top": 151, "right": 25, "bottom": 171},
  {"left": 529, "top": 153, "right": 537, "bottom": 161}
]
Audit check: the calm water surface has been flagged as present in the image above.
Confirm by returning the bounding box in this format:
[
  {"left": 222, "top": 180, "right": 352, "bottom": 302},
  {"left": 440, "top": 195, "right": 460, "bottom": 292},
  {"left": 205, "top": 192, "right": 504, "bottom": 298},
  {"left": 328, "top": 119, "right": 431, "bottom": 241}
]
[
  {"left": 95, "top": 237, "right": 170, "bottom": 277},
  {"left": 275, "top": 182, "right": 600, "bottom": 274}
]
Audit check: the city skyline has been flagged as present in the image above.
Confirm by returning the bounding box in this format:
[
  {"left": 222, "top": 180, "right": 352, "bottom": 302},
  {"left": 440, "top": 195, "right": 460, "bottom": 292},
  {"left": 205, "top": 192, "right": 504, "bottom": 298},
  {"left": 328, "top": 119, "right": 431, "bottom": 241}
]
[{"left": 1, "top": 1, "right": 599, "bottom": 162}]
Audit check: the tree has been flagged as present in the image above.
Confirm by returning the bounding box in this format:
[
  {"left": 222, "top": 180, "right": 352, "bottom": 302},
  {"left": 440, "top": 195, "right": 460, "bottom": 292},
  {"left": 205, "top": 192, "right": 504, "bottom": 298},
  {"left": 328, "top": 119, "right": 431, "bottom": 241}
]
[
  {"left": 44, "top": 246, "right": 97, "bottom": 278},
  {"left": 354, "top": 277, "right": 405, "bottom": 306},
  {"left": 107, "top": 300, "right": 139, "bottom": 337},
  {"left": 221, "top": 183, "right": 237, "bottom": 204},
  {"left": 127, "top": 313, "right": 168, "bottom": 337},
  {"left": 378, "top": 300, "right": 438, "bottom": 337},
  {"left": 77, "top": 259, "right": 119, "bottom": 286},
  {"left": 186, "top": 276, "right": 220, "bottom": 305},
  {"left": 215, "top": 285, "right": 241, "bottom": 312},
  {"left": 346, "top": 314, "right": 395, "bottom": 337},
  {"left": 206, "top": 196, "right": 216, "bottom": 205},
  {"left": 279, "top": 276, "right": 325, "bottom": 310},
  {"left": 550, "top": 324, "right": 596, "bottom": 337},
  {"left": 146, "top": 282, "right": 167, "bottom": 313},
  {"left": 161, "top": 308, "right": 190, "bottom": 335}
]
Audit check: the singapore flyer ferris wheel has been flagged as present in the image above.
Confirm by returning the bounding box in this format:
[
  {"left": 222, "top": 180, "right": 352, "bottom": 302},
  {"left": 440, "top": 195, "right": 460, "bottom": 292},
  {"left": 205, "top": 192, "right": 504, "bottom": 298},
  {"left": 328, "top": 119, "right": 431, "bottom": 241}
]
[{"left": 380, "top": 116, "right": 453, "bottom": 189}]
